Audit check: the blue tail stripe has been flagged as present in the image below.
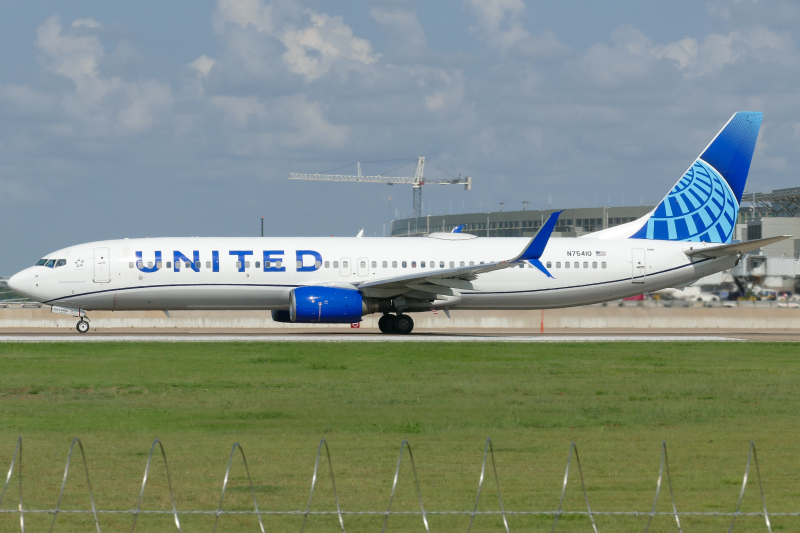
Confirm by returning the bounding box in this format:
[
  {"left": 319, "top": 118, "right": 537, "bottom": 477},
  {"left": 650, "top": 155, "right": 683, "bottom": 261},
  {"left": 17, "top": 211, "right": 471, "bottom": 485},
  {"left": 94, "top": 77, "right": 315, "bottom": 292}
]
[{"left": 700, "top": 112, "right": 762, "bottom": 204}]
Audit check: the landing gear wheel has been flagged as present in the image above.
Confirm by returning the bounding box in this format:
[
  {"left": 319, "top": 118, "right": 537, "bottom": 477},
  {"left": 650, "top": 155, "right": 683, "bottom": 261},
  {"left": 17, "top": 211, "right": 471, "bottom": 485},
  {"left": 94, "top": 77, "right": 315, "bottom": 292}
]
[
  {"left": 76, "top": 320, "right": 90, "bottom": 334},
  {"left": 393, "top": 314, "right": 414, "bottom": 335},
  {"left": 378, "top": 314, "right": 396, "bottom": 334}
]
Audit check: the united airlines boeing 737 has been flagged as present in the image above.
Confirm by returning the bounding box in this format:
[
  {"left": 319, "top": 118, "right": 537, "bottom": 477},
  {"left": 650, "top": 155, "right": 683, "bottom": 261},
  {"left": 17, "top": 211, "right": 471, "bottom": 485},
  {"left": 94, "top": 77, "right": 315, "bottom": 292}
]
[{"left": 8, "top": 112, "right": 789, "bottom": 334}]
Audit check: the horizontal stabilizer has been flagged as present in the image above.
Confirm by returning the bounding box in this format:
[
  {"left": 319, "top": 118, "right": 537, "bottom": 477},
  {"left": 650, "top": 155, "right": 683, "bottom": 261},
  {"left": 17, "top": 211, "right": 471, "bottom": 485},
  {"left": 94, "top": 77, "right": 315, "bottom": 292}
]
[{"left": 684, "top": 235, "right": 791, "bottom": 258}]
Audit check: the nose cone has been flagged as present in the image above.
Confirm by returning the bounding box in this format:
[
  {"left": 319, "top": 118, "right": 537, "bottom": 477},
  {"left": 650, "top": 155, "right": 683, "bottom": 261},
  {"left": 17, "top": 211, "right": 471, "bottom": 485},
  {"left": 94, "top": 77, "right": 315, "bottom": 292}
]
[{"left": 8, "top": 268, "right": 32, "bottom": 299}]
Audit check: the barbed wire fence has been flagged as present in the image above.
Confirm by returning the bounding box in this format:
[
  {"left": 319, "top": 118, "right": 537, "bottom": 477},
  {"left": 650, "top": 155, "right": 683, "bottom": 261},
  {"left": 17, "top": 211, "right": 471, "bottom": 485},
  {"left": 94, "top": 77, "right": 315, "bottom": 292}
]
[{"left": 0, "top": 436, "right": 788, "bottom": 532}]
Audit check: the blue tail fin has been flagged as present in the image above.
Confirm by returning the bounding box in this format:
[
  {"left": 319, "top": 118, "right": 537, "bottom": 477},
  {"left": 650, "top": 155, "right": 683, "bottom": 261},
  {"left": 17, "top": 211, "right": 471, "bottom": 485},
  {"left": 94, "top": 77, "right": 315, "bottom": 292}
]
[{"left": 631, "top": 112, "right": 762, "bottom": 243}]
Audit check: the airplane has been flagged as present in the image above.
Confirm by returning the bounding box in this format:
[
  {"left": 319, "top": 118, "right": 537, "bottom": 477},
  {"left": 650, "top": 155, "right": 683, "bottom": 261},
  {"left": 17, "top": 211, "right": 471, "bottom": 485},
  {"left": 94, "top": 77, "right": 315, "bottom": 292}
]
[{"left": 8, "top": 111, "right": 790, "bottom": 334}]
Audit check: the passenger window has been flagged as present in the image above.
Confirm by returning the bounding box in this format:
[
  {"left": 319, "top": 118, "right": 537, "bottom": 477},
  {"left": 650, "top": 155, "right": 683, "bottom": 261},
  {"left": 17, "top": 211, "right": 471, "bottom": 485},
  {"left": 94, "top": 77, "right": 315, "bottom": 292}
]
[
  {"left": 371, "top": 261, "right": 376, "bottom": 268},
  {"left": 430, "top": 260, "right": 434, "bottom": 267},
  {"left": 265, "top": 261, "right": 271, "bottom": 268},
  {"left": 137, "top": 260, "right": 144, "bottom": 269},
  {"left": 185, "top": 261, "right": 191, "bottom": 268},
  {"left": 255, "top": 261, "right": 261, "bottom": 268},
  {"left": 546, "top": 261, "right": 552, "bottom": 268},
  {"left": 324, "top": 261, "right": 330, "bottom": 268},
  {"left": 592, "top": 261, "right": 597, "bottom": 268},
  {"left": 382, "top": 261, "right": 387, "bottom": 268},
  {"left": 421, "top": 261, "right": 426, "bottom": 268},
  {"left": 343, "top": 261, "right": 349, "bottom": 268},
  {"left": 565, "top": 262, "right": 570, "bottom": 269},
  {"left": 602, "top": 261, "right": 607, "bottom": 269},
  {"left": 583, "top": 262, "right": 588, "bottom": 269},
  {"left": 196, "top": 261, "right": 203, "bottom": 269},
  {"left": 402, "top": 261, "right": 407, "bottom": 268},
  {"left": 207, "top": 261, "right": 212, "bottom": 269},
  {"left": 460, "top": 261, "right": 465, "bottom": 267},
  {"left": 245, "top": 261, "right": 250, "bottom": 268},
  {"left": 166, "top": 262, "right": 172, "bottom": 268},
  {"left": 175, "top": 262, "right": 181, "bottom": 270},
  {"left": 392, "top": 261, "right": 397, "bottom": 268},
  {"left": 556, "top": 262, "right": 561, "bottom": 268},
  {"left": 360, "top": 261, "right": 366, "bottom": 268},
  {"left": 236, "top": 261, "right": 242, "bottom": 269},
  {"left": 449, "top": 261, "right": 455, "bottom": 268},
  {"left": 157, "top": 261, "right": 162, "bottom": 269},
  {"left": 147, "top": 262, "right": 153, "bottom": 268},
  {"left": 480, "top": 261, "right": 484, "bottom": 265},
  {"left": 469, "top": 261, "right": 474, "bottom": 266},
  {"left": 36, "top": 259, "right": 48, "bottom": 266},
  {"left": 411, "top": 261, "right": 416, "bottom": 268},
  {"left": 440, "top": 261, "right": 445, "bottom": 268},
  {"left": 315, "top": 260, "right": 321, "bottom": 268},
  {"left": 333, "top": 261, "right": 339, "bottom": 268},
  {"left": 129, "top": 262, "right": 134, "bottom": 269},
  {"left": 574, "top": 262, "right": 579, "bottom": 268},
  {"left": 55, "top": 259, "right": 66, "bottom": 267}
]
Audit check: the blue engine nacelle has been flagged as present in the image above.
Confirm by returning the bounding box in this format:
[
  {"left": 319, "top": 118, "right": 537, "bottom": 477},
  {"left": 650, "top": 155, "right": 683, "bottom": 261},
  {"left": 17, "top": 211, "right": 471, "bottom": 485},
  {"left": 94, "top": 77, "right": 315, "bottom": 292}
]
[{"left": 289, "top": 286, "right": 364, "bottom": 324}]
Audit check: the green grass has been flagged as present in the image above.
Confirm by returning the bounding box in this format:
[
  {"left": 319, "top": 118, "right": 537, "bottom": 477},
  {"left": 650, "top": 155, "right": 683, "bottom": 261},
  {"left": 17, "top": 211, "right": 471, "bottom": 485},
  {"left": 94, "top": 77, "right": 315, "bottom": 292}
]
[{"left": 1, "top": 341, "right": 799, "bottom": 532}]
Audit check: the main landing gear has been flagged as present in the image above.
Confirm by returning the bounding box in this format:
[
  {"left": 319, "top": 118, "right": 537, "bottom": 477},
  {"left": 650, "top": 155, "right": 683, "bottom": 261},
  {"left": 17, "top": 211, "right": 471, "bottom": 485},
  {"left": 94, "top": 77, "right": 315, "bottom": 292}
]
[
  {"left": 76, "top": 319, "right": 90, "bottom": 334},
  {"left": 378, "top": 313, "right": 414, "bottom": 335}
]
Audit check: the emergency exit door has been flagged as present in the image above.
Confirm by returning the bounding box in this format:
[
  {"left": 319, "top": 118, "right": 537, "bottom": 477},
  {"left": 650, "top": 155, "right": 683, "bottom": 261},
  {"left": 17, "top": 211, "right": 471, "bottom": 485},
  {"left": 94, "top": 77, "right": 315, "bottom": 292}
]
[
  {"left": 631, "top": 248, "right": 646, "bottom": 283},
  {"left": 93, "top": 247, "right": 111, "bottom": 283}
]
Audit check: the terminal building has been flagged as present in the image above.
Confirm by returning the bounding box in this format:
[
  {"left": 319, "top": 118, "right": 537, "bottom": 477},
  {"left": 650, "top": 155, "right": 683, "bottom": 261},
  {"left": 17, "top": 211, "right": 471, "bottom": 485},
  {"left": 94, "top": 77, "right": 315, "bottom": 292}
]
[{"left": 391, "top": 206, "right": 653, "bottom": 239}]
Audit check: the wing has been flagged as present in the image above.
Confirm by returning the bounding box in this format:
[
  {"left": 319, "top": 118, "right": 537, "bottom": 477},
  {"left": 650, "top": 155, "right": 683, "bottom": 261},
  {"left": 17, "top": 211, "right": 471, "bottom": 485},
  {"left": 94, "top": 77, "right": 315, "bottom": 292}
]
[
  {"left": 356, "top": 211, "right": 562, "bottom": 299},
  {"left": 684, "top": 235, "right": 791, "bottom": 258}
]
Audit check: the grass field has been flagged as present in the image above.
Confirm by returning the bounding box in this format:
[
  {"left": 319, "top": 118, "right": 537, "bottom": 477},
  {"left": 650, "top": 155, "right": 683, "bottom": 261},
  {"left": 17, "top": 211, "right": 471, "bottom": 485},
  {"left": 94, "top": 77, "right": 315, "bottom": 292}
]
[{"left": 1, "top": 341, "right": 799, "bottom": 532}]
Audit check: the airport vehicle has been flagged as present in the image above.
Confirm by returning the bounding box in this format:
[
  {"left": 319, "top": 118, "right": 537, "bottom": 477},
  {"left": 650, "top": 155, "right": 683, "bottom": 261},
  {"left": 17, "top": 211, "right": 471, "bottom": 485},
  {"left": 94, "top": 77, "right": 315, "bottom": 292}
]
[{"left": 8, "top": 112, "right": 788, "bottom": 334}]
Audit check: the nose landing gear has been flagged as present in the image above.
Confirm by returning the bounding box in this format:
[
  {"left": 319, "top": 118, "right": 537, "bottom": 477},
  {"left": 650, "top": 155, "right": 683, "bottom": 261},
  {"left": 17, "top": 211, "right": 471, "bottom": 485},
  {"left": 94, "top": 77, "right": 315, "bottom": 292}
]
[{"left": 378, "top": 313, "right": 414, "bottom": 335}]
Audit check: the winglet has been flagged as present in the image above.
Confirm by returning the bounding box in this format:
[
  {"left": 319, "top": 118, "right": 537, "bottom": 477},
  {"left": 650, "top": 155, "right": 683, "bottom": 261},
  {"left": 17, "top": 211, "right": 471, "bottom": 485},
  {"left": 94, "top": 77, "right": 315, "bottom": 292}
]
[
  {"left": 515, "top": 211, "right": 562, "bottom": 261},
  {"left": 451, "top": 224, "right": 465, "bottom": 233},
  {"left": 512, "top": 211, "right": 561, "bottom": 278}
]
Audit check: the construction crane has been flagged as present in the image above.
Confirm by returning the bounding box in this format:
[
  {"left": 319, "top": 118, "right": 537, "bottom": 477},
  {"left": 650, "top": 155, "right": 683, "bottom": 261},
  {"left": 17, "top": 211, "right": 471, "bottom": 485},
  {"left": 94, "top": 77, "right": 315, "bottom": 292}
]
[{"left": 289, "top": 157, "right": 471, "bottom": 219}]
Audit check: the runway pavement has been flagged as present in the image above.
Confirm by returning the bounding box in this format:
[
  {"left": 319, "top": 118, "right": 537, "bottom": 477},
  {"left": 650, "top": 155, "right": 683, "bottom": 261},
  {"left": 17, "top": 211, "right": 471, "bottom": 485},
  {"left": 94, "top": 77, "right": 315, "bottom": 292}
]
[{"left": 1, "top": 327, "right": 797, "bottom": 341}]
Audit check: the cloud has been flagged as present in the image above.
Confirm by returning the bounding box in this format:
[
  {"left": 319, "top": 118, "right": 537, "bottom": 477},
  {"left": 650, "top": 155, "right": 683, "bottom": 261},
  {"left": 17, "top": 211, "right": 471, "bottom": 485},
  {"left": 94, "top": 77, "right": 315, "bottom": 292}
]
[
  {"left": 281, "top": 12, "right": 380, "bottom": 80},
  {"left": 214, "top": 0, "right": 274, "bottom": 33},
  {"left": 71, "top": 18, "right": 102, "bottom": 29},
  {"left": 466, "top": 0, "right": 528, "bottom": 51},
  {"left": 33, "top": 15, "right": 173, "bottom": 136},
  {"left": 0, "top": 180, "right": 52, "bottom": 205},
  {"left": 213, "top": 0, "right": 380, "bottom": 81},
  {"left": 189, "top": 55, "right": 217, "bottom": 76},
  {"left": 370, "top": 8, "right": 427, "bottom": 59}
]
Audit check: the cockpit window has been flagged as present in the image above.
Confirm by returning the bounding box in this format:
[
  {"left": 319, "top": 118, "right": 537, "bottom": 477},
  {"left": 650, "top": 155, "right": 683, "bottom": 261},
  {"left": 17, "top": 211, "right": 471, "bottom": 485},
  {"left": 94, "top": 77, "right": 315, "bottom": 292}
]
[
  {"left": 55, "top": 259, "right": 66, "bottom": 267},
  {"left": 45, "top": 260, "right": 56, "bottom": 268},
  {"left": 36, "top": 259, "right": 48, "bottom": 266}
]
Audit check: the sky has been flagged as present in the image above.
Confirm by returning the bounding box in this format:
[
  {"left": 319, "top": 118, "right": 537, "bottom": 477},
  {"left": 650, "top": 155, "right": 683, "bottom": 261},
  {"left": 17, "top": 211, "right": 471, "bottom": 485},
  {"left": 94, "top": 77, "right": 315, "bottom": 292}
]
[{"left": 1, "top": 0, "right": 799, "bottom": 274}]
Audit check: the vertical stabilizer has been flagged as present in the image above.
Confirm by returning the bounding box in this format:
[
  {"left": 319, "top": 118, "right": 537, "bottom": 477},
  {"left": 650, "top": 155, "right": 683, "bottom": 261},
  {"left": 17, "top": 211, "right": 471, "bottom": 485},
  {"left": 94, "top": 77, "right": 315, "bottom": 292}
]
[{"left": 630, "top": 112, "right": 762, "bottom": 243}]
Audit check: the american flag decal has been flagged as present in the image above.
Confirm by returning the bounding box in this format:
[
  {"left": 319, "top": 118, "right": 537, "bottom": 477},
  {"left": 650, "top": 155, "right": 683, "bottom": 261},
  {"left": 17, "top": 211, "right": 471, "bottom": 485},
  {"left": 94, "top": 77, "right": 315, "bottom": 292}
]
[{"left": 596, "top": 251, "right": 606, "bottom": 256}]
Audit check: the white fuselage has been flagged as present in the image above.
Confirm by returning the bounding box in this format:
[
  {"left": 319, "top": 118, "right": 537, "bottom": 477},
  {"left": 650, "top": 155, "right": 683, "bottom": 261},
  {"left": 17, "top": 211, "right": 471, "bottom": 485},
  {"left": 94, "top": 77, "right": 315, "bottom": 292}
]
[{"left": 9, "top": 235, "right": 733, "bottom": 313}]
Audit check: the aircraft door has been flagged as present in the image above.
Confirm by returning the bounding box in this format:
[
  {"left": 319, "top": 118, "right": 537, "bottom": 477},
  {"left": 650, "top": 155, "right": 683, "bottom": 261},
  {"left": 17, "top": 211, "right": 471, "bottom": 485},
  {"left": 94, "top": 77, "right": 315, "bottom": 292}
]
[
  {"left": 339, "top": 258, "right": 351, "bottom": 277},
  {"left": 631, "top": 248, "right": 646, "bottom": 283},
  {"left": 357, "top": 257, "right": 369, "bottom": 277},
  {"left": 93, "top": 247, "right": 111, "bottom": 283}
]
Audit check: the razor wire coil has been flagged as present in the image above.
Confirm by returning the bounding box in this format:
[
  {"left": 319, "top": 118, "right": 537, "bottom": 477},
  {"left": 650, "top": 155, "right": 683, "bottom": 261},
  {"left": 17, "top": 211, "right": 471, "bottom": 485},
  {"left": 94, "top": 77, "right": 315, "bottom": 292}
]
[{"left": 0, "top": 436, "right": 782, "bottom": 532}]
